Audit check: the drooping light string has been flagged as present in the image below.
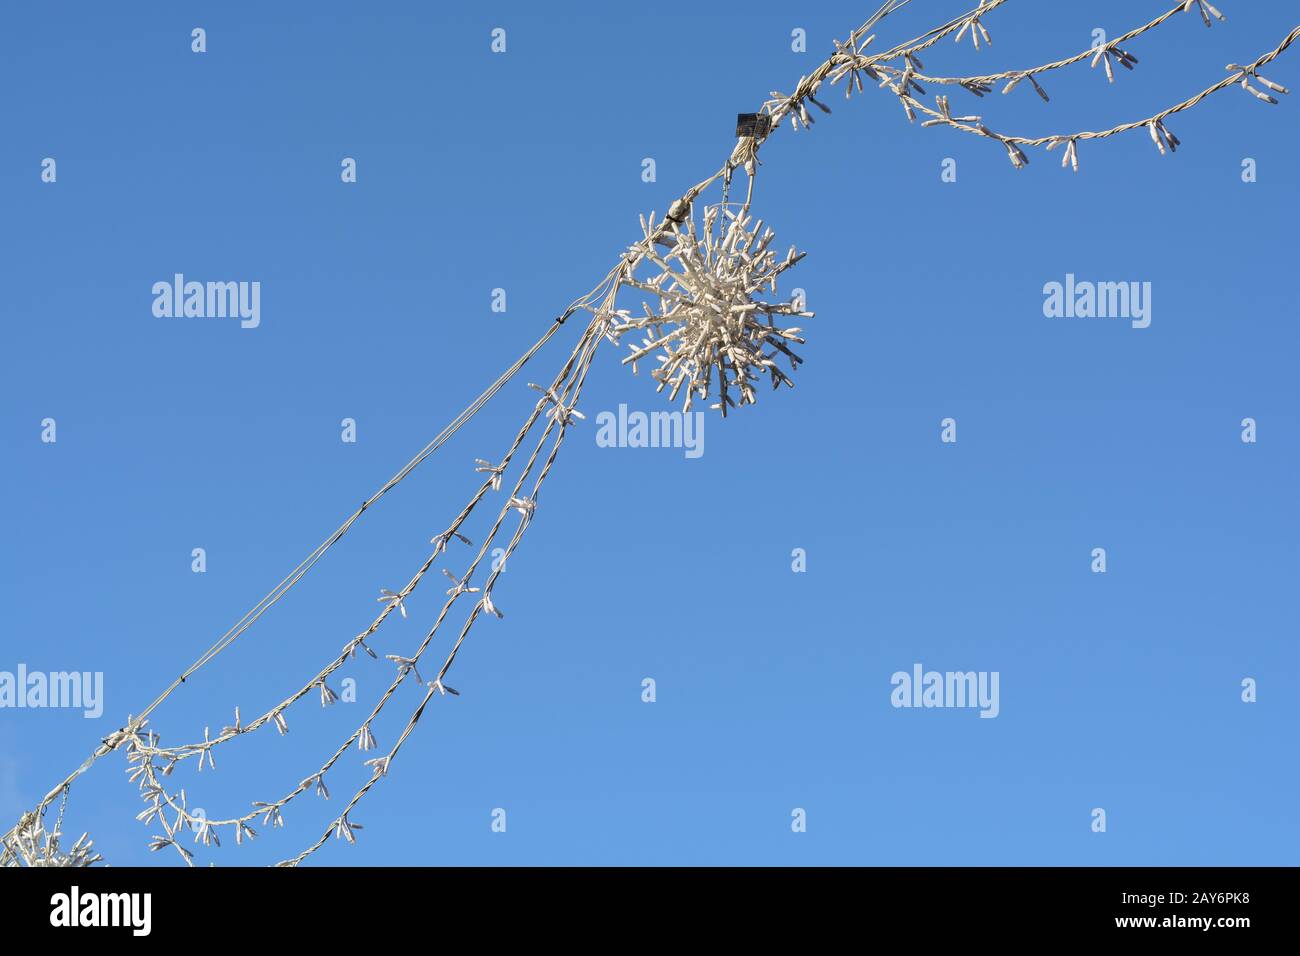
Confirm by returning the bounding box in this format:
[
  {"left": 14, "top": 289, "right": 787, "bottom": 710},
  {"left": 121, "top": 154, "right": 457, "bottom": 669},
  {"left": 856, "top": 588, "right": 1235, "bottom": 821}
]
[{"left": 831, "top": 4, "right": 1298, "bottom": 174}]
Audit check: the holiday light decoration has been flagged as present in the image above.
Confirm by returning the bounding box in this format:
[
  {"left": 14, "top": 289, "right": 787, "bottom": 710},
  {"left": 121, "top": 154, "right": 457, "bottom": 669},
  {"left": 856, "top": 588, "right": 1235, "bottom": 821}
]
[
  {"left": 612, "top": 205, "right": 810, "bottom": 415},
  {"left": 4, "top": 0, "right": 1296, "bottom": 867}
]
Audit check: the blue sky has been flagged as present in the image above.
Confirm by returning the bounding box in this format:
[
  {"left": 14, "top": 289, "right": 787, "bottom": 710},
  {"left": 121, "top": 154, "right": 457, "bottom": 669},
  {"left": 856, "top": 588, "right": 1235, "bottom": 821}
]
[{"left": 2, "top": 1, "right": 1297, "bottom": 865}]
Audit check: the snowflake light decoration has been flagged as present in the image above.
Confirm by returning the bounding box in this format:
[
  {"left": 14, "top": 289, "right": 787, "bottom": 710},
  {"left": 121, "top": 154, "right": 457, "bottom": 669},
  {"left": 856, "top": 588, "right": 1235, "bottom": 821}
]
[
  {"left": 1, "top": 810, "right": 101, "bottom": 867},
  {"left": 611, "top": 204, "right": 812, "bottom": 415}
]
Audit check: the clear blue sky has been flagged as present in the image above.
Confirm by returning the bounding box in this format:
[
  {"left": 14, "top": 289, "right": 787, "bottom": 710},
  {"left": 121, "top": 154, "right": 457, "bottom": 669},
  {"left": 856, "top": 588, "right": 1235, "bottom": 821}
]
[{"left": 2, "top": 1, "right": 1297, "bottom": 866}]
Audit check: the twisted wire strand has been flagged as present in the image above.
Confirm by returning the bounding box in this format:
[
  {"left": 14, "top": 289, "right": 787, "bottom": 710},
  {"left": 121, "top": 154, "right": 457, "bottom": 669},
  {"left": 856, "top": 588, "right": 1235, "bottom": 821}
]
[
  {"left": 886, "top": 1, "right": 1193, "bottom": 89},
  {"left": 276, "top": 321, "right": 608, "bottom": 866},
  {"left": 123, "top": 318, "right": 606, "bottom": 865},
  {"left": 904, "top": 25, "right": 1299, "bottom": 153},
  {"left": 0, "top": 316, "right": 573, "bottom": 850},
  {"left": 136, "top": 324, "right": 602, "bottom": 763}
]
